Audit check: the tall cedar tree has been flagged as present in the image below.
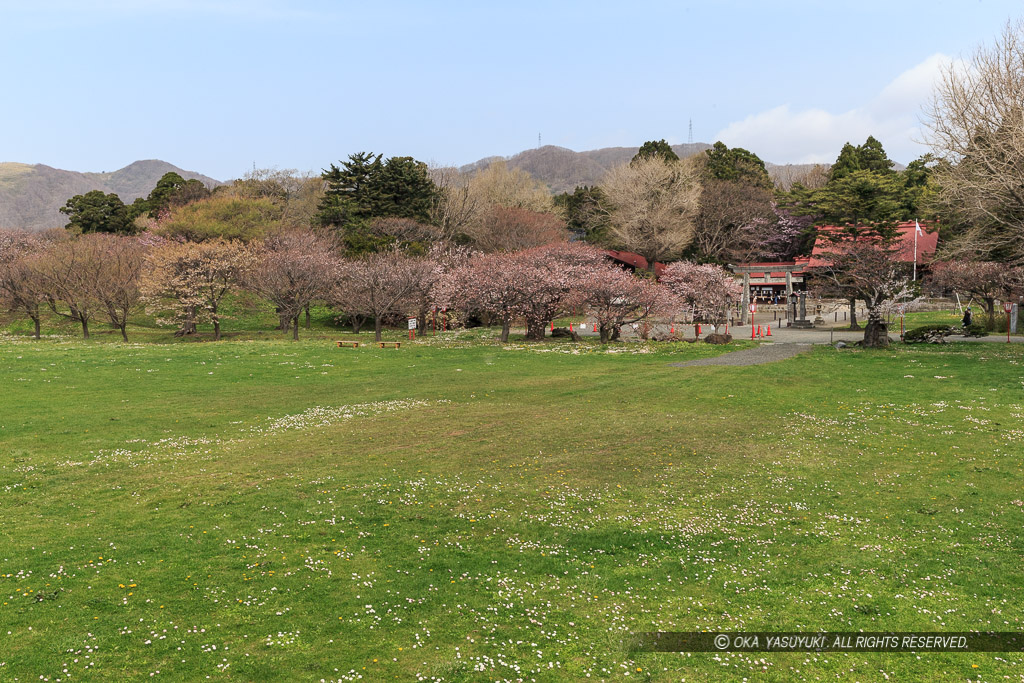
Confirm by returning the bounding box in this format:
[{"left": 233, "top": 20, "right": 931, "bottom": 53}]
[
  {"left": 315, "top": 152, "right": 436, "bottom": 254},
  {"left": 703, "top": 141, "right": 773, "bottom": 188},
  {"left": 781, "top": 137, "right": 907, "bottom": 329},
  {"left": 632, "top": 139, "right": 679, "bottom": 164},
  {"left": 60, "top": 190, "right": 134, "bottom": 234}
]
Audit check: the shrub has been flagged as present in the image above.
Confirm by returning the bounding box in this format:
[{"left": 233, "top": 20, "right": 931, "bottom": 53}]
[
  {"left": 963, "top": 322, "right": 989, "bottom": 337},
  {"left": 903, "top": 324, "right": 955, "bottom": 343}
]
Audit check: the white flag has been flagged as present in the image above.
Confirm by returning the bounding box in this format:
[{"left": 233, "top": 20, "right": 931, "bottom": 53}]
[{"left": 915, "top": 220, "right": 923, "bottom": 235}]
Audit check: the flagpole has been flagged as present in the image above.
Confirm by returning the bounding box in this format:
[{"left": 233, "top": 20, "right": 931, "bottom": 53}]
[{"left": 913, "top": 219, "right": 919, "bottom": 282}]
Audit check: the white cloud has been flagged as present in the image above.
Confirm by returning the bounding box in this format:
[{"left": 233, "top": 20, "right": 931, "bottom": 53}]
[{"left": 715, "top": 54, "right": 957, "bottom": 165}]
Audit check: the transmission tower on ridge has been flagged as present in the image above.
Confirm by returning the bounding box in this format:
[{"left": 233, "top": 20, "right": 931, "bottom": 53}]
[
  {"left": 688, "top": 119, "right": 693, "bottom": 145},
  {"left": 538, "top": 133, "right": 541, "bottom": 148}
]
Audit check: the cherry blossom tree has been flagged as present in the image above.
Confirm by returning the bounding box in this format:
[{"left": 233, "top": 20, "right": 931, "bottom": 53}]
[
  {"left": 433, "top": 243, "right": 604, "bottom": 342},
  {"left": 517, "top": 242, "right": 606, "bottom": 340},
  {"left": 661, "top": 261, "right": 742, "bottom": 325},
  {"left": 248, "top": 231, "right": 337, "bottom": 340},
  {"left": 808, "top": 242, "right": 914, "bottom": 347},
  {"left": 33, "top": 234, "right": 99, "bottom": 338},
  {"left": 573, "top": 264, "right": 673, "bottom": 342},
  {"left": 405, "top": 243, "right": 472, "bottom": 334},
  {"left": 0, "top": 230, "right": 47, "bottom": 338},
  {"left": 332, "top": 248, "right": 423, "bottom": 341},
  {"left": 928, "top": 260, "right": 1024, "bottom": 329},
  {"left": 433, "top": 250, "right": 526, "bottom": 342},
  {"left": 81, "top": 234, "right": 147, "bottom": 341},
  {"left": 143, "top": 239, "right": 256, "bottom": 339},
  {"left": 727, "top": 204, "right": 811, "bottom": 264}
]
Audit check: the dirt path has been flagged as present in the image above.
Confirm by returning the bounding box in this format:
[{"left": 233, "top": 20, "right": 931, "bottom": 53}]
[{"left": 668, "top": 343, "right": 814, "bottom": 367}]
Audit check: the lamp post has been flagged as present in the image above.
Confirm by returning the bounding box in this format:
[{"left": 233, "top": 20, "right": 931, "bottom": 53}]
[{"left": 1004, "top": 301, "right": 1014, "bottom": 343}]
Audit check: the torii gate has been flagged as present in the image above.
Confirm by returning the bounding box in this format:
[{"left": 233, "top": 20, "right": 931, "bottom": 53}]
[{"left": 728, "top": 263, "right": 804, "bottom": 325}]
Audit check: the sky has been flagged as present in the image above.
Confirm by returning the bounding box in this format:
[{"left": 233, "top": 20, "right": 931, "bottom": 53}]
[{"left": 1, "top": 0, "right": 1020, "bottom": 180}]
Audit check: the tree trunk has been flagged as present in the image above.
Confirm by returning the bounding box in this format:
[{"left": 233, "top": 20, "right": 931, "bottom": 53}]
[
  {"left": 352, "top": 315, "right": 363, "bottom": 334},
  {"left": 214, "top": 319, "right": 221, "bottom": 341},
  {"left": 81, "top": 317, "right": 89, "bottom": 339},
  {"left": 847, "top": 297, "right": 861, "bottom": 330},
  {"left": 32, "top": 316, "right": 41, "bottom": 339},
  {"left": 276, "top": 307, "right": 290, "bottom": 331},
  {"left": 524, "top": 318, "right": 546, "bottom": 341},
  {"left": 119, "top": 324, "right": 128, "bottom": 342},
  {"left": 418, "top": 302, "right": 429, "bottom": 336},
  {"left": 305, "top": 303, "right": 311, "bottom": 329},
  {"left": 176, "top": 306, "right": 198, "bottom": 337},
  {"left": 175, "top": 321, "right": 197, "bottom": 336},
  {"left": 500, "top": 319, "right": 511, "bottom": 343},
  {"left": 292, "top": 316, "right": 300, "bottom": 341},
  {"left": 610, "top": 325, "right": 621, "bottom": 341},
  {"left": 983, "top": 297, "right": 996, "bottom": 329},
  {"left": 374, "top": 316, "right": 383, "bottom": 342},
  {"left": 599, "top": 324, "right": 612, "bottom": 343},
  {"left": 862, "top": 312, "right": 890, "bottom": 348}
]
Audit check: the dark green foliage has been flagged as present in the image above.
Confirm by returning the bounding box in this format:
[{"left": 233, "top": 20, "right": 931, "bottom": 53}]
[
  {"left": 807, "top": 170, "right": 906, "bottom": 240},
  {"left": 315, "top": 152, "right": 437, "bottom": 254},
  {"left": 129, "top": 172, "right": 211, "bottom": 219},
  {"left": 903, "top": 323, "right": 955, "bottom": 343},
  {"left": 59, "top": 190, "right": 133, "bottom": 234},
  {"left": 857, "top": 136, "right": 896, "bottom": 174},
  {"left": 963, "top": 322, "right": 990, "bottom": 337},
  {"left": 632, "top": 139, "right": 678, "bottom": 164},
  {"left": 830, "top": 136, "right": 896, "bottom": 182},
  {"left": 781, "top": 137, "right": 910, "bottom": 244},
  {"left": 316, "top": 152, "right": 384, "bottom": 230},
  {"left": 553, "top": 185, "right": 609, "bottom": 242},
  {"left": 900, "top": 154, "right": 937, "bottom": 220},
  {"left": 375, "top": 156, "right": 435, "bottom": 221},
  {"left": 830, "top": 143, "right": 863, "bottom": 181},
  {"left": 703, "top": 141, "right": 772, "bottom": 188}
]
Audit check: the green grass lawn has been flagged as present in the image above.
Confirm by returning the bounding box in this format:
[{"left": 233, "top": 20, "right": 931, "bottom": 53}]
[{"left": 1, "top": 327, "right": 1023, "bottom": 681}]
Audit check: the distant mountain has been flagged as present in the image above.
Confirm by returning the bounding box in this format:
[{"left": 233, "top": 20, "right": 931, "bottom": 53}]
[
  {"left": 460, "top": 143, "right": 713, "bottom": 194},
  {"left": 460, "top": 144, "right": 907, "bottom": 194},
  {"left": 0, "top": 160, "right": 221, "bottom": 232}
]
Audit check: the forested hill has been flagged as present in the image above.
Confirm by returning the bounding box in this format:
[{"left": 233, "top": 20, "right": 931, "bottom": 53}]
[
  {"left": 460, "top": 143, "right": 714, "bottom": 194},
  {"left": 1, "top": 149, "right": 839, "bottom": 231},
  {"left": 0, "top": 160, "right": 220, "bottom": 231}
]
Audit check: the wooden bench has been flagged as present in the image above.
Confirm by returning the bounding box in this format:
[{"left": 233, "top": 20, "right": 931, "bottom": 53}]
[
  {"left": 336, "top": 340, "right": 360, "bottom": 348},
  {"left": 377, "top": 341, "right": 401, "bottom": 348}
]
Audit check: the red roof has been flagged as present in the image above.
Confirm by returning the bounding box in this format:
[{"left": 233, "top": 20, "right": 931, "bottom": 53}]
[
  {"left": 605, "top": 250, "right": 667, "bottom": 277},
  {"left": 731, "top": 260, "right": 809, "bottom": 277},
  {"left": 808, "top": 222, "right": 938, "bottom": 267}
]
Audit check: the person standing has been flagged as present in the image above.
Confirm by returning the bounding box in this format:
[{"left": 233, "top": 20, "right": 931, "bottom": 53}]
[{"left": 962, "top": 307, "right": 973, "bottom": 328}]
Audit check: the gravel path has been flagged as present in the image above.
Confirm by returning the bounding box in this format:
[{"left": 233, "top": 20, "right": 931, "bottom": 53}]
[{"left": 668, "top": 343, "right": 814, "bottom": 367}]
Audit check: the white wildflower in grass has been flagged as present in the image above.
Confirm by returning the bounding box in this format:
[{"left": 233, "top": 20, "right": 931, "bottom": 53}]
[{"left": 254, "top": 399, "right": 449, "bottom": 434}]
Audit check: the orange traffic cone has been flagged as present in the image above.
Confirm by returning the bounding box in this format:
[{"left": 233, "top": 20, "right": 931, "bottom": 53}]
[
  {"left": 757, "top": 325, "right": 763, "bottom": 338},
  {"left": 671, "top": 324, "right": 675, "bottom": 334},
  {"left": 766, "top": 324, "right": 772, "bottom": 337},
  {"left": 697, "top": 324, "right": 702, "bottom": 335}
]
